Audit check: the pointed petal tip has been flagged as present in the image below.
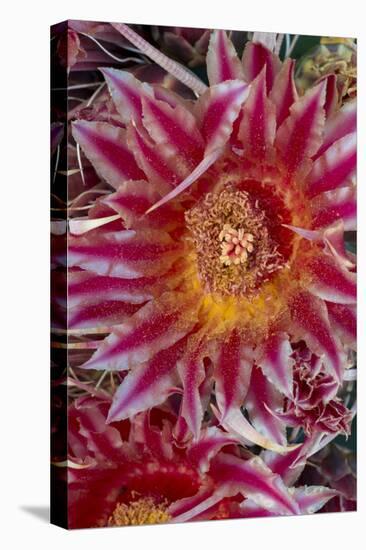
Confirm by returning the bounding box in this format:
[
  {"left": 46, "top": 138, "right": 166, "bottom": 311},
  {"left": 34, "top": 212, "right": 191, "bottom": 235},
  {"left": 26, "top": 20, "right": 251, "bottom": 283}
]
[{"left": 211, "top": 404, "right": 300, "bottom": 455}]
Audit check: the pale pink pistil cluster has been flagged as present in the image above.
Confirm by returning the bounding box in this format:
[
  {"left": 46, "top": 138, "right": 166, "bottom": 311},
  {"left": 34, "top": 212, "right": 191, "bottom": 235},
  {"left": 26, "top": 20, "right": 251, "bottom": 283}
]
[{"left": 219, "top": 224, "right": 254, "bottom": 266}]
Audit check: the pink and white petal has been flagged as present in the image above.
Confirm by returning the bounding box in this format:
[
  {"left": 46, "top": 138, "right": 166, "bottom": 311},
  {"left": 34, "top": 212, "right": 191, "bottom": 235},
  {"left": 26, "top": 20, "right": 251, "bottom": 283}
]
[
  {"left": 306, "top": 254, "right": 356, "bottom": 304},
  {"left": 195, "top": 80, "right": 250, "bottom": 155},
  {"left": 187, "top": 426, "right": 238, "bottom": 473},
  {"left": 275, "top": 81, "right": 326, "bottom": 181},
  {"left": 305, "top": 133, "right": 356, "bottom": 197},
  {"left": 269, "top": 58, "right": 298, "bottom": 126},
  {"left": 173, "top": 413, "right": 192, "bottom": 446},
  {"left": 252, "top": 32, "right": 277, "bottom": 52},
  {"left": 68, "top": 300, "right": 139, "bottom": 330},
  {"left": 210, "top": 453, "right": 300, "bottom": 515},
  {"left": 242, "top": 41, "right": 281, "bottom": 91},
  {"left": 100, "top": 68, "right": 144, "bottom": 124},
  {"left": 141, "top": 89, "right": 204, "bottom": 172},
  {"left": 73, "top": 400, "right": 127, "bottom": 462},
  {"left": 177, "top": 336, "right": 207, "bottom": 439},
  {"left": 80, "top": 292, "right": 198, "bottom": 371},
  {"left": 262, "top": 445, "right": 305, "bottom": 486},
  {"left": 291, "top": 486, "right": 339, "bottom": 514},
  {"left": 101, "top": 179, "right": 184, "bottom": 230},
  {"left": 126, "top": 122, "right": 181, "bottom": 189},
  {"left": 206, "top": 30, "right": 244, "bottom": 85},
  {"left": 68, "top": 229, "right": 181, "bottom": 279},
  {"left": 316, "top": 98, "right": 356, "bottom": 158},
  {"left": 106, "top": 338, "right": 186, "bottom": 422},
  {"left": 289, "top": 291, "right": 345, "bottom": 382},
  {"left": 152, "top": 84, "right": 194, "bottom": 111},
  {"left": 213, "top": 330, "right": 253, "bottom": 421},
  {"left": 169, "top": 484, "right": 216, "bottom": 521},
  {"left": 238, "top": 498, "right": 277, "bottom": 518},
  {"left": 238, "top": 67, "right": 276, "bottom": 163},
  {"left": 68, "top": 270, "right": 172, "bottom": 307},
  {"left": 132, "top": 412, "right": 174, "bottom": 460},
  {"left": 145, "top": 147, "right": 225, "bottom": 214},
  {"left": 326, "top": 302, "right": 356, "bottom": 350},
  {"left": 213, "top": 405, "right": 293, "bottom": 453},
  {"left": 245, "top": 366, "right": 287, "bottom": 446},
  {"left": 311, "top": 185, "right": 356, "bottom": 231},
  {"left": 72, "top": 120, "right": 144, "bottom": 189},
  {"left": 257, "top": 332, "right": 294, "bottom": 398}
]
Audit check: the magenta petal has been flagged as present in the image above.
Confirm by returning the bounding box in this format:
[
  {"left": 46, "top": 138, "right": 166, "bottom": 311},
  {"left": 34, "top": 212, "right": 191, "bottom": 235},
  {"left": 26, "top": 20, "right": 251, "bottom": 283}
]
[
  {"left": 246, "top": 366, "right": 286, "bottom": 446},
  {"left": 262, "top": 445, "right": 305, "bottom": 486},
  {"left": 81, "top": 292, "right": 198, "bottom": 371},
  {"left": 242, "top": 41, "right": 281, "bottom": 91},
  {"left": 100, "top": 68, "right": 144, "bottom": 124},
  {"left": 213, "top": 330, "right": 253, "bottom": 421},
  {"left": 275, "top": 81, "right": 326, "bottom": 181},
  {"left": 292, "top": 486, "right": 339, "bottom": 514},
  {"left": 257, "top": 332, "right": 294, "bottom": 397},
  {"left": 101, "top": 179, "right": 183, "bottom": 230},
  {"left": 68, "top": 229, "right": 181, "bottom": 279},
  {"left": 215, "top": 405, "right": 292, "bottom": 453},
  {"left": 269, "top": 58, "right": 298, "bottom": 126},
  {"left": 141, "top": 90, "right": 204, "bottom": 172},
  {"left": 68, "top": 270, "right": 170, "bottom": 307},
  {"left": 68, "top": 300, "right": 139, "bottom": 330},
  {"left": 72, "top": 120, "right": 144, "bottom": 189},
  {"left": 196, "top": 79, "right": 250, "bottom": 155},
  {"left": 326, "top": 302, "right": 356, "bottom": 350},
  {"left": 107, "top": 338, "right": 186, "bottom": 422},
  {"left": 70, "top": 400, "right": 126, "bottom": 462},
  {"left": 211, "top": 453, "right": 300, "bottom": 515},
  {"left": 307, "top": 254, "right": 356, "bottom": 304},
  {"left": 169, "top": 486, "right": 216, "bottom": 521},
  {"left": 206, "top": 30, "right": 244, "bottom": 85},
  {"left": 239, "top": 66, "right": 276, "bottom": 163},
  {"left": 145, "top": 147, "right": 225, "bottom": 214},
  {"left": 316, "top": 98, "right": 356, "bottom": 158},
  {"left": 132, "top": 412, "right": 174, "bottom": 460},
  {"left": 289, "top": 291, "right": 345, "bottom": 383},
  {"left": 187, "top": 426, "right": 238, "bottom": 472},
  {"left": 311, "top": 185, "right": 356, "bottom": 230},
  {"left": 238, "top": 499, "right": 276, "bottom": 518},
  {"left": 305, "top": 132, "right": 356, "bottom": 197},
  {"left": 177, "top": 337, "right": 207, "bottom": 439},
  {"left": 126, "top": 122, "right": 181, "bottom": 189}
]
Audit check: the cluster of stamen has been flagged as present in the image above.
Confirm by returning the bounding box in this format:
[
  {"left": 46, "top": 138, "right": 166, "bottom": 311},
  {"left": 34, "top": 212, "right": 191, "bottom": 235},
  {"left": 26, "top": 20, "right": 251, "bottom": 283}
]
[
  {"left": 185, "top": 186, "right": 285, "bottom": 297},
  {"left": 219, "top": 224, "right": 254, "bottom": 266},
  {"left": 108, "top": 496, "right": 170, "bottom": 526}
]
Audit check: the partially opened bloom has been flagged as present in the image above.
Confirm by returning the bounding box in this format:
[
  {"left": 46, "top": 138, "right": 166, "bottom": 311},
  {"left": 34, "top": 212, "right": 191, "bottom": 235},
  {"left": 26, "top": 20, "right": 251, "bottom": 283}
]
[
  {"left": 66, "top": 398, "right": 338, "bottom": 528},
  {"left": 67, "top": 28, "right": 356, "bottom": 454},
  {"left": 296, "top": 38, "right": 357, "bottom": 103},
  {"left": 269, "top": 342, "right": 353, "bottom": 436}
]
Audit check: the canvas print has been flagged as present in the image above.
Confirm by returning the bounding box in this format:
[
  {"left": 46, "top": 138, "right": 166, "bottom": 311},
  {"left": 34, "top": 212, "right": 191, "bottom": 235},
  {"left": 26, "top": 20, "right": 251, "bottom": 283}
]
[{"left": 50, "top": 21, "right": 357, "bottom": 529}]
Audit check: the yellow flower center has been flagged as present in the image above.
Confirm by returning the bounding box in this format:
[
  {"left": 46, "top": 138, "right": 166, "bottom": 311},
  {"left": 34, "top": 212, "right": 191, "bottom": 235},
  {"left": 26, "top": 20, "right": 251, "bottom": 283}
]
[{"left": 108, "top": 497, "right": 170, "bottom": 527}]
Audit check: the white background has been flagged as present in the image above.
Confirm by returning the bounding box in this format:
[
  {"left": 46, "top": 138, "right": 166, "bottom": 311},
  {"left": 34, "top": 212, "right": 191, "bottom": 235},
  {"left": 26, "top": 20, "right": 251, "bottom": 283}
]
[{"left": 1, "top": 0, "right": 364, "bottom": 548}]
